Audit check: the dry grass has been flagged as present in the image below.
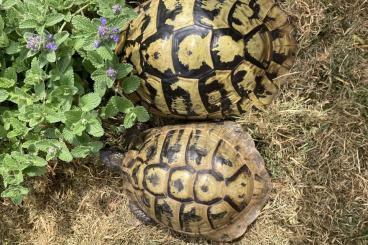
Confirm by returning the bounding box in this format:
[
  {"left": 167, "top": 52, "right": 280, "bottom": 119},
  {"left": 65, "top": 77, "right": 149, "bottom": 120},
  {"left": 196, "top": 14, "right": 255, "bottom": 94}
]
[{"left": 1, "top": 0, "right": 367, "bottom": 244}]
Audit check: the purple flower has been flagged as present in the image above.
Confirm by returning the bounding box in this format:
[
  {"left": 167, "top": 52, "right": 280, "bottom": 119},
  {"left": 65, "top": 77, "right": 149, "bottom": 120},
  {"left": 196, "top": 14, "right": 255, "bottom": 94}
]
[
  {"left": 100, "top": 17, "right": 107, "bottom": 26},
  {"left": 98, "top": 25, "right": 110, "bottom": 39},
  {"left": 45, "top": 41, "right": 57, "bottom": 51},
  {"left": 106, "top": 67, "right": 117, "bottom": 80},
  {"left": 26, "top": 35, "right": 41, "bottom": 51},
  {"left": 94, "top": 40, "right": 102, "bottom": 48},
  {"left": 95, "top": 18, "right": 121, "bottom": 47},
  {"left": 112, "top": 4, "right": 122, "bottom": 15},
  {"left": 111, "top": 34, "right": 120, "bottom": 43}
]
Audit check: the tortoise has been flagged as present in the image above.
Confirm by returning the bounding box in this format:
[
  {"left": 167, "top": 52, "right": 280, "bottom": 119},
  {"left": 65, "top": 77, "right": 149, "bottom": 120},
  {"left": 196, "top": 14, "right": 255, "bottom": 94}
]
[
  {"left": 101, "top": 121, "right": 271, "bottom": 242},
  {"left": 116, "top": 0, "right": 297, "bottom": 119}
]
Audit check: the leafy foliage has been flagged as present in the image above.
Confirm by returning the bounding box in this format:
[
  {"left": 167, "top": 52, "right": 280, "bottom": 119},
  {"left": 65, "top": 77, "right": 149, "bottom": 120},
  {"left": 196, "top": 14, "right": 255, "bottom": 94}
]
[{"left": 0, "top": 0, "right": 148, "bottom": 203}]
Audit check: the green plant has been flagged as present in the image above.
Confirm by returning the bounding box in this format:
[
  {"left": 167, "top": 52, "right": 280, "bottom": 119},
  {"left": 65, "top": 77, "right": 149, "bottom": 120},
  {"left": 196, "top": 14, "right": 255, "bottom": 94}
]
[{"left": 0, "top": 0, "right": 148, "bottom": 204}]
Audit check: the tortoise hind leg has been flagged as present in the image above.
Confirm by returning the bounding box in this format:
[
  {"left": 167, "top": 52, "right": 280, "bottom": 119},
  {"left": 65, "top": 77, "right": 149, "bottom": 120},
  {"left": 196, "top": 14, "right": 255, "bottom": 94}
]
[{"left": 128, "top": 201, "right": 156, "bottom": 226}]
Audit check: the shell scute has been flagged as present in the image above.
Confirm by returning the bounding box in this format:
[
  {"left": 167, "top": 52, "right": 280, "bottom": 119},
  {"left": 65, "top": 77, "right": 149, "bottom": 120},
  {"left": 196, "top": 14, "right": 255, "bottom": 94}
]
[
  {"left": 120, "top": 122, "right": 271, "bottom": 241},
  {"left": 120, "top": 0, "right": 297, "bottom": 119}
]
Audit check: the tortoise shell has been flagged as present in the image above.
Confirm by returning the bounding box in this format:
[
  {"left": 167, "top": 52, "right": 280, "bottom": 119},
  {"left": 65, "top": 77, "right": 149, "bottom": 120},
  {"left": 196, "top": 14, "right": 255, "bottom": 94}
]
[
  {"left": 112, "top": 122, "right": 271, "bottom": 241},
  {"left": 117, "top": 0, "right": 297, "bottom": 119}
]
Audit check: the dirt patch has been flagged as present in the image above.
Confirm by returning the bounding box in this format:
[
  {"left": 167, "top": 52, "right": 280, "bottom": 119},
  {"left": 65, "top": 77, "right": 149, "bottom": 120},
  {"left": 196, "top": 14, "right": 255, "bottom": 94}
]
[{"left": 1, "top": 0, "right": 367, "bottom": 244}]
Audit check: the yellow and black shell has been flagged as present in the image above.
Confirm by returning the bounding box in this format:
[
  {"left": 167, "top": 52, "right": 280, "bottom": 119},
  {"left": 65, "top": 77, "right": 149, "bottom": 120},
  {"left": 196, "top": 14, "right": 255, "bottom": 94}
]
[
  {"left": 120, "top": 122, "right": 271, "bottom": 241},
  {"left": 117, "top": 0, "right": 297, "bottom": 119}
]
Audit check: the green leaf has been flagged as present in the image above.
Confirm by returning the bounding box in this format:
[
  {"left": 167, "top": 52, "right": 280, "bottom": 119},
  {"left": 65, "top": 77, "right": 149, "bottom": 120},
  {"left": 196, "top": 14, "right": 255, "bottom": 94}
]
[
  {"left": 46, "top": 51, "right": 56, "bottom": 63},
  {"left": 5, "top": 41, "right": 21, "bottom": 54},
  {"left": 86, "top": 51, "right": 104, "bottom": 68},
  {"left": 133, "top": 106, "right": 150, "bottom": 122},
  {"left": 87, "top": 118, "right": 104, "bottom": 137},
  {"left": 91, "top": 69, "right": 112, "bottom": 89},
  {"left": 1, "top": 186, "right": 29, "bottom": 205},
  {"left": 45, "top": 13, "right": 64, "bottom": 27},
  {"left": 71, "top": 15, "right": 96, "bottom": 33},
  {"left": 124, "top": 110, "right": 137, "bottom": 129},
  {"left": 65, "top": 110, "right": 83, "bottom": 124},
  {"left": 70, "top": 146, "right": 91, "bottom": 158},
  {"left": 62, "top": 128, "right": 75, "bottom": 143},
  {"left": 94, "top": 79, "right": 107, "bottom": 97},
  {"left": 0, "top": 89, "right": 9, "bottom": 102},
  {"left": 3, "top": 67, "right": 17, "bottom": 81},
  {"left": 0, "top": 32, "right": 9, "bottom": 48},
  {"left": 27, "top": 155, "right": 48, "bottom": 167},
  {"left": 19, "top": 19, "right": 39, "bottom": 29},
  {"left": 54, "top": 31, "right": 69, "bottom": 46},
  {"left": 116, "top": 63, "right": 133, "bottom": 79},
  {"left": 24, "top": 166, "right": 46, "bottom": 177},
  {"left": 97, "top": 46, "right": 113, "bottom": 60},
  {"left": 0, "top": 125, "right": 6, "bottom": 138},
  {"left": 122, "top": 75, "right": 141, "bottom": 94},
  {"left": 0, "top": 77, "right": 15, "bottom": 88},
  {"left": 71, "top": 121, "right": 86, "bottom": 136},
  {"left": 105, "top": 96, "right": 134, "bottom": 118},
  {"left": 0, "top": 15, "right": 3, "bottom": 32},
  {"left": 80, "top": 93, "right": 101, "bottom": 112},
  {"left": 58, "top": 142, "right": 73, "bottom": 162}
]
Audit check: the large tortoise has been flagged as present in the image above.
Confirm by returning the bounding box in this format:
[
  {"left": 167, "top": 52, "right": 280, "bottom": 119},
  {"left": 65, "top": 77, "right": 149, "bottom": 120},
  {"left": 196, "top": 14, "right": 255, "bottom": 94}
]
[
  {"left": 101, "top": 122, "right": 271, "bottom": 242},
  {"left": 117, "top": 0, "right": 297, "bottom": 119}
]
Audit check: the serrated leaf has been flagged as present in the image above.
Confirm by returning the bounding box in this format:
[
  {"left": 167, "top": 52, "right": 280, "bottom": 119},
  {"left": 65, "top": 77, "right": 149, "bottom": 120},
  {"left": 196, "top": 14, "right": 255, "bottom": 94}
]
[
  {"left": 124, "top": 111, "right": 137, "bottom": 129},
  {"left": 0, "top": 32, "right": 9, "bottom": 48},
  {"left": 133, "top": 106, "right": 150, "bottom": 122},
  {"left": 1, "top": 0, "right": 21, "bottom": 10},
  {"left": 107, "top": 96, "right": 134, "bottom": 116},
  {"left": 0, "top": 125, "right": 6, "bottom": 137},
  {"left": 62, "top": 128, "right": 75, "bottom": 143},
  {"left": 122, "top": 75, "right": 141, "bottom": 94},
  {"left": 91, "top": 69, "right": 108, "bottom": 82},
  {"left": 94, "top": 79, "right": 107, "bottom": 97},
  {"left": 97, "top": 46, "right": 113, "bottom": 60},
  {"left": 87, "top": 118, "right": 104, "bottom": 137},
  {"left": 104, "top": 98, "right": 119, "bottom": 118},
  {"left": 71, "top": 146, "right": 91, "bottom": 158},
  {"left": 86, "top": 51, "right": 104, "bottom": 68},
  {"left": 3, "top": 67, "right": 17, "bottom": 81},
  {"left": 1, "top": 186, "right": 29, "bottom": 205},
  {"left": 46, "top": 51, "right": 56, "bottom": 63},
  {"left": 27, "top": 155, "right": 48, "bottom": 167},
  {"left": 19, "top": 19, "right": 39, "bottom": 29},
  {"left": 24, "top": 166, "right": 46, "bottom": 177},
  {"left": 45, "top": 13, "right": 64, "bottom": 27},
  {"left": 80, "top": 93, "right": 101, "bottom": 111},
  {"left": 45, "top": 110, "right": 65, "bottom": 123},
  {"left": 71, "top": 15, "right": 96, "bottom": 33},
  {"left": 0, "top": 89, "right": 9, "bottom": 102},
  {"left": 54, "top": 31, "right": 69, "bottom": 46},
  {"left": 65, "top": 110, "right": 83, "bottom": 123},
  {"left": 0, "top": 15, "right": 3, "bottom": 31},
  {"left": 71, "top": 121, "right": 86, "bottom": 136},
  {"left": 5, "top": 41, "right": 21, "bottom": 54},
  {"left": 116, "top": 63, "right": 133, "bottom": 79},
  {"left": 58, "top": 141, "right": 73, "bottom": 162},
  {"left": 0, "top": 77, "right": 15, "bottom": 88}
]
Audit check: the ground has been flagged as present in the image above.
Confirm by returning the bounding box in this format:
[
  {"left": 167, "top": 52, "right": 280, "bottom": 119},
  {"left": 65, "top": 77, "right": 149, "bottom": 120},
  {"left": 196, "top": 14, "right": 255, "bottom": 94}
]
[{"left": 1, "top": 0, "right": 367, "bottom": 244}]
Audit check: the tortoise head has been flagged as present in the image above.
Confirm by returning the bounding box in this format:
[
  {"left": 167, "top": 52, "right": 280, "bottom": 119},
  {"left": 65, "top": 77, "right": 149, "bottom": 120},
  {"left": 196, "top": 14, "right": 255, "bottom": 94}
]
[
  {"left": 100, "top": 148, "right": 126, "bottom": 174},
  {"left": 100, "top": 148, "right": 138, "bottom": 174}
]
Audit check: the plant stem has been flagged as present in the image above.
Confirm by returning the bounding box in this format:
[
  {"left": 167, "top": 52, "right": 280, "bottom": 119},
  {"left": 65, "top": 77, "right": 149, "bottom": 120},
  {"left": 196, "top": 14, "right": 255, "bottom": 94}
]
[{"left": 58, "top": 3, "right": 91, "bottom": 33}]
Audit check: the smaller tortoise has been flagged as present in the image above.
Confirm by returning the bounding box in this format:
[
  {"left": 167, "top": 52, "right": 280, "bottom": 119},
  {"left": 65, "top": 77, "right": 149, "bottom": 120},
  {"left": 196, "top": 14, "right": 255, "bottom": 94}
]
[{"left": 101, "top": 122, "right": 271, "bottom": 242}]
